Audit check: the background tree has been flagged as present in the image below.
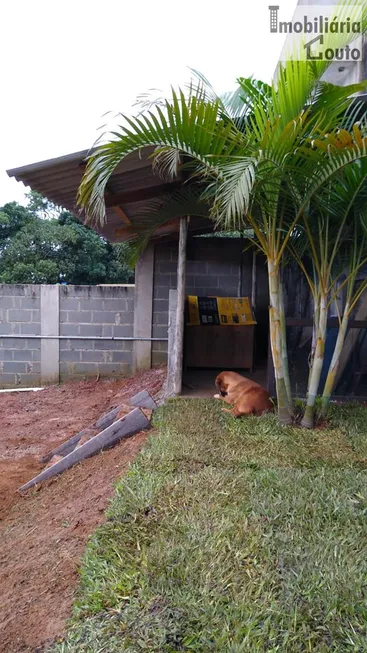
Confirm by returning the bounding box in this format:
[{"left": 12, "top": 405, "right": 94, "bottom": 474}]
[{"left": 0, "top": 193, "right": 133, "bottom": 285}]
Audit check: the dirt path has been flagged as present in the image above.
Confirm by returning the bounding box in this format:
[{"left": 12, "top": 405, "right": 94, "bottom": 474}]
[{"left": 0, "top": 368, "right": 166, "bottom": 653}]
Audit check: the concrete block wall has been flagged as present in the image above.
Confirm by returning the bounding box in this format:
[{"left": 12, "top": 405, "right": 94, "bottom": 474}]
[
  {"left": 0, "top": 285, "right": 41, "bottom": 387},
  {"left": 151, "top": 238, "right": 264, "bottom": 366},
  {"left": 59, "top": 285, "right": 134, "bottom": 381},
  {"left": 0, "top": 284, "right": 134, "bottom": 387}
]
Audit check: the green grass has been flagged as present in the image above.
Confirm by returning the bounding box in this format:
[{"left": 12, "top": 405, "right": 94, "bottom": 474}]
[{"left": 51, "top": 400, "right": 367, "bottom": 652}]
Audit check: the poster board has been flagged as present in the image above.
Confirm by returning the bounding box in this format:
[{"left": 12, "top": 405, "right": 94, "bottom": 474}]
[{"left": 186, "top": 296, "right": 256, "bottom": 326}]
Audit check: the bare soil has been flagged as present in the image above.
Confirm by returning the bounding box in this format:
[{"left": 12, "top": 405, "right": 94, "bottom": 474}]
[{"left": 0, "top": 368, "right": 166, "bottom": 653}]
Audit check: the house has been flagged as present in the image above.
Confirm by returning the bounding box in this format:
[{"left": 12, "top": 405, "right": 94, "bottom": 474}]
[{"left": 6, "top": 22, "right": 367, "bottom": 397}]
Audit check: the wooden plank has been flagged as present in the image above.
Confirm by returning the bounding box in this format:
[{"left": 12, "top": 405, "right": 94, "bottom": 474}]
[
  {"left": 129, "top": 390, "right": 157, "bottom": 409},
  {"left": 172, "top": 216, "right": 188, "bottom": 395},
  {"left": 105, "top": 181, "right": 182, "bottom": 207},
  {"left": 39, "top": 427, "right": 95, "bottom": 463},
  {"left": 41, "top": 402, "right": 129, "bottom": 462},
  {"left": 184, "top": 325, "right": 254, "bottom": 369},
  {"left": 95, "top": 404, "right": 126, "bottom": 430},
  {"left": 112, "top": 205, "right": 131, "bottom": 225},
  {"left": 19, "top": 408, "right": 150, "bottom": 493},
  {"left": 165, "top": 289, "right": 178, "bottom": 398}
]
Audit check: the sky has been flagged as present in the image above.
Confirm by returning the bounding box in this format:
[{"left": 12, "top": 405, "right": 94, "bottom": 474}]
[{"left": 0, "top": 0, "right": 296, "bottom": 206}]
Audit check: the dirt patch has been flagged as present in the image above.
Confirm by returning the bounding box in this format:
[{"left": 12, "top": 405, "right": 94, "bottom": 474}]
[{"left": 0, "top": 368, "right": 166, "bottom": 653}]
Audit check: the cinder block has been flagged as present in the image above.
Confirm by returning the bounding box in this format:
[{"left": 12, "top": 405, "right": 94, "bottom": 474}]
[
  {"left": 154, "top": 274, "right": 171, "bottom": 288},
  {"left": 0, "top": 285, "right": 27, "bottom": 296},
  {"left": 59, "top": 297, "right": 79, "bottom": 310},
  {"left": 67, "top": 311, "right": 92, "bottom": 323},
  {"left": 0, "top": 373, "right": 20, "bottom": 387},
  {"left": 93, "top": 340, "right": 125, "bottom": 351},
  {"left": 0, "top": 323, "right": 13, "bottom": 336},
  {"left": 80, "top": 351, "right": 105, "bottom": 362},
  {"left": 0, "top": 349, "right": 14, "bottom": 361},
  {"left": 59, "top": 310, "right": 69, "bottom": 324},
  {"left": 217, "top": 275, "right": 238, "bottom": 287},
  {"left": 208, "top": 262, "right": 232, "bottom": 275},
  {"left": 0, "top": 297, "right": 14, "bottom": 308},
  {"left": 216, "top": 285, "right": 238, "bottom": 296},
  {"left": 73, "top": 362, "right": 99, "bottom": 374},
  {"left": 0, "top": 337, "right": 27, "bottom": 349},
  {"left": 4, "top": 361, "right": 28, "bottom": 373},
  {"left": 153, "top": 299, "right": 169, "bottom": 314},
  {"left": 59, "top": 362, "right": 73, "bottom": 374},
  {"left": 154, "top": 247, "right": 172, "bottom": 262},
  {"left": 78, "top": 298, "right": 103, "bottom": 310},
  {"left": 96, "top": 362, "right": 130, "bottom": 375},
  {"left": 111, "top": 351, "right": 131, "bottom": 363},
  {"left": 112, "top": 325, "right": 133, "bottom": 337},
  {"left": 60, "top": 350, "right": 81, "bottom": 362},
  {"left": 59, "top": 339, "right": 71, "bottom": 350},
  {"left": 188, "top": 261, "right": 208, "bottom": 275},
  {"left": 102, "top": 325, "right": 113, "bottom": 337},
  {"left": 32, "top": 349, "right": 41, "bottom": 361},
  {"left": 92, "top": 310, "right": 117, "bottom": 324},
  {"left": 66, "top": 338, "right": 90, "bottom": 349},
  {"left": 20, "top": 323, "right": 41, "bottom": 335},
  {"left": 195, "top": 276, "right": 215, "bottom": 288},
  {"left": 31, "top": 310, "right": 40, "bottom": 323},
  {"left": 156, "top": 312, "right": 168, "bottom": 326},
  {"left": 152, "top": 341, "right": 168, "bottom": 352},
  {"left": 7, "top": 309, "right": 32, "bottom": 323},
  {"left": 65, "top": 286, "right": 94, "bottom": 297},
  {"left": 81, "top": 324, "right": 103, "bottom": 337},
  {"left": 12, "top": 350, "right": 34, "bottom": 362},
  {"left": 102, "top": 298, "right": 125, "bottom": 310},
  {"left": 59, "top": 324, "right": 80, "bottom": 337},
  {"left": 158, "top": 262, "right": 177, "bottom": 274},
  {"left": 152, "top": 351, "right": 168, "bottom": 366},
  {"left": 152, "top": 325, "right": 168, "bottom": 339},
  {"left": 20, "top": 297, "right": 41, "bottom": 309},
  {"left": 18, "top": 374, "right": 42, "bottom": 385},
  {"left": 153, "top": 286, "right": 170, "bottom": 300}
]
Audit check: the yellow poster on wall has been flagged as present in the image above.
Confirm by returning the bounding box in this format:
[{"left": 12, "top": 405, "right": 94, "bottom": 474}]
[{"left": 186, "top": 296, "right": 256, "bottom": 326}]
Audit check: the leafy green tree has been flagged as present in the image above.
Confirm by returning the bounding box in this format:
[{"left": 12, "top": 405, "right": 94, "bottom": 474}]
[{"left": 0, "top": 195, "right": 134, "bottom": 285}]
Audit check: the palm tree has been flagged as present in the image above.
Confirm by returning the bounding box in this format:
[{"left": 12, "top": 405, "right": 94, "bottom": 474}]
[
  {"left": 288, "top": 136, "right": 367, "bottom": 426},
  {"left": 78, "top": 55, "right": 367, "bottom": 424}
]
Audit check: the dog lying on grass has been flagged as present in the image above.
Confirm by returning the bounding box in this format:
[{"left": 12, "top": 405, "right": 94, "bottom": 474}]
[{"left": 214, "top": 371, "right": 272, "bottom": 417}]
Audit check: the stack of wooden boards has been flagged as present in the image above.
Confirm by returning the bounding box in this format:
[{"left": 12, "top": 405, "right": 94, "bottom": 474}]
[{"left": 18, "top": 390, "right": 157, "bottom": 493}]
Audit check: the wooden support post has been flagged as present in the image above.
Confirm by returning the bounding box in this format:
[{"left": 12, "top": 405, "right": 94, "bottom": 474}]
[
  {"left": 19, "top": 408, "right": 150, "bottom": 493},
  {"left": 172, "top": 217, "right": 188, "bottom": 396},
  {"left": 251, "top": 250, "right": 257, "bottom": 315}
]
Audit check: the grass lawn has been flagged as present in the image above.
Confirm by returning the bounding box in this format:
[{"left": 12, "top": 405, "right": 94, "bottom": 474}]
[{"left": 52, "top": 400, "right": 367, "bottom": 652}]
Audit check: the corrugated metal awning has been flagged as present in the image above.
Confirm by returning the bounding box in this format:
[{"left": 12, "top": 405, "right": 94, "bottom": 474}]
[{"left": 7, "top": 147, "right": 213, "bottom": 243}]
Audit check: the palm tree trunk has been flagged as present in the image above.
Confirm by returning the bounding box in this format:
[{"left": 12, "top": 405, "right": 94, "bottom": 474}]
[
  {"left": 301, "top": 293, "right": 328, "bottom": 428},
  {"left": 278, "top": 274, "right": 293, "bottom": 410},
  {"left": 268, "top": 259, "right": 292, "bottom": 425},
  {"left": 320, "top": 305, "right": 349, "bottom": 416},
  {"left": 308, "top": 295, "right": 319, "bottom": 387}
]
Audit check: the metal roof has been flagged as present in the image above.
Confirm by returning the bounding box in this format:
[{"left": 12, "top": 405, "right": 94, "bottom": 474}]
[{"left": 7, "top": 147, "right": 213, "bottom": 243}]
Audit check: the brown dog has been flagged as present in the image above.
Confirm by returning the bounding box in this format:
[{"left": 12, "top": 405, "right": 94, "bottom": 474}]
[{"left": 214, "top": 371, "right": 272, "bottom": 417}]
